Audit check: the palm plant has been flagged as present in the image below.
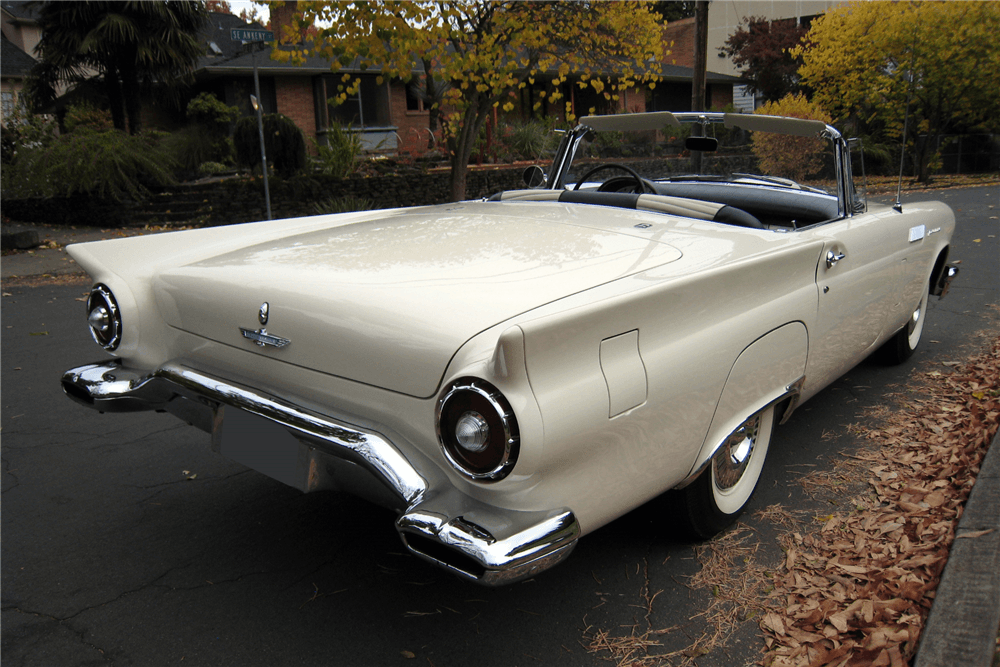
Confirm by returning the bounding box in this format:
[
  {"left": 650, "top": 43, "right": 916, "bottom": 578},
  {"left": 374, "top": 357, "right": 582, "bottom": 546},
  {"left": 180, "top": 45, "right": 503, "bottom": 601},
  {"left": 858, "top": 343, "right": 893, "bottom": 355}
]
[{"left": 28, "top": 1, "right": 208, "bottom": 135}]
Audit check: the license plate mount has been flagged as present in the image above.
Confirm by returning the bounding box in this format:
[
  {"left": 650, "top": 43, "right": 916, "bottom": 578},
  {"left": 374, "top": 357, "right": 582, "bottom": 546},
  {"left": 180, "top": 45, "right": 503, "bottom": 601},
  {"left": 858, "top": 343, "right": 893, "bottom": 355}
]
[{"left": 214, "top": 406, "right": 306, "bottom": 489}]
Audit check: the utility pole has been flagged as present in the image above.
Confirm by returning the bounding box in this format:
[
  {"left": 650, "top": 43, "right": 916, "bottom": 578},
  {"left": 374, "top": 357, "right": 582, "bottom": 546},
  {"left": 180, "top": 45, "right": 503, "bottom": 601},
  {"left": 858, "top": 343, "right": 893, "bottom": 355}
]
[
  {"left": 691, "top": 0, "right": 709, "bottom": 113},
  {"left": 691, "top": 0, "right": 709, "bottom": 172},
  {"left": 232, "top": 28, "right": 275, "bottom": 220}
]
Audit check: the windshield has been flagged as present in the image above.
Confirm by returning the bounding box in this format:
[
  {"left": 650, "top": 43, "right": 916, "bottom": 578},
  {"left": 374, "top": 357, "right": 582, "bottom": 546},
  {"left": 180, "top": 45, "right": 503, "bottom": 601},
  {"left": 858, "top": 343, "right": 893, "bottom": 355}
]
[{"left": 549, "top": 112, "right": 849, "bottom": 204}]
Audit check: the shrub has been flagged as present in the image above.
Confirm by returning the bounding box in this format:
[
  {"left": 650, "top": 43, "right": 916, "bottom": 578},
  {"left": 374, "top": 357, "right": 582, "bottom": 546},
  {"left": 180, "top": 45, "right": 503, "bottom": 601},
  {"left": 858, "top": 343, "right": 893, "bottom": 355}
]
[
  {"left": 185, "top": 92, "right": 240, "bottom": 133},
  {"left": 312, "top": 195, "right": 376, "bottom": 215},
  {"left": 197, "top": 161, "right": 231, "bottom": 177},
  {"left": 311, "top": 123, "right": 364, "bottom": 178},
  {"left": 2, "top": 129, "right": 175, "bottom": 202},
  {"left": 64, "top": 102, "right": 113, "bottom": 133},
  {"left": 163, "top": 126, "right": 234, "bottom": 176},
  {"left": 233, "top": 113, "right": 306, "bottom": 178},
  {"left": 163, "top": 93, "right": 240, "bottom": 176},
  {"left": 1, "top": 107, "right": 57, "bottom": 165},
  {"left": 503, "top": 119, "right": 556, "bottom": 161},
  {"left": 752, "top": 94, "right": 833, "bottom": 182}
]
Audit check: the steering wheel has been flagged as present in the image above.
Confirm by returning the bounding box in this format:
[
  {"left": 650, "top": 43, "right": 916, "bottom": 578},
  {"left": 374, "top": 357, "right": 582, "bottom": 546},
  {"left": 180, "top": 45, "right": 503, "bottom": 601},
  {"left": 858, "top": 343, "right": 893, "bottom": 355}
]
[{"left": 572, "top": 163, "right": 652, "bottom": 193}]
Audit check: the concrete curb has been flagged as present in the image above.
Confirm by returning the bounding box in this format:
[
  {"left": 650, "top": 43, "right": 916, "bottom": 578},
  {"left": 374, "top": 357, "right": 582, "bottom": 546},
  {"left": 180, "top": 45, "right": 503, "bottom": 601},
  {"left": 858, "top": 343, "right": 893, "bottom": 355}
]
[{"left": 915, "top": 427, "right": 1000, "bottom": 667}]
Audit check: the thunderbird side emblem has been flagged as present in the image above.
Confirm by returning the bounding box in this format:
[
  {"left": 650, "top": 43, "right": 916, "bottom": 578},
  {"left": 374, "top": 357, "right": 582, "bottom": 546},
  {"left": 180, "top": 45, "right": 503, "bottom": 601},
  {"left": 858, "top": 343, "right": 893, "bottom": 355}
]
[
  {"left": 241, "top": 302, "right": 290, "bottom": 348},
  {"left": 241, "top": 327, "right": 290, "bottom": 349}
]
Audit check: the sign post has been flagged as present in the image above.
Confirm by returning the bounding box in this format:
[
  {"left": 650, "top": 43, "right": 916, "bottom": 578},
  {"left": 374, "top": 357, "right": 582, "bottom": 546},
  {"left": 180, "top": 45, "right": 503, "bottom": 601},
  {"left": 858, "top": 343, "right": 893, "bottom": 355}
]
[{"left": 232, "top": 29, "right": 275, "bottom": 220}]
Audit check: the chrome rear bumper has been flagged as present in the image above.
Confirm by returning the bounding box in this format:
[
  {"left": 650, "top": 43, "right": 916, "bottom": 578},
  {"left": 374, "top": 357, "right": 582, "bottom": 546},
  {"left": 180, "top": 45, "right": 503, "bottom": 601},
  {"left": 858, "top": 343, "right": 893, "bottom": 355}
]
[{"left": 61, "top": 360, "right": 579, "bottom": 585}]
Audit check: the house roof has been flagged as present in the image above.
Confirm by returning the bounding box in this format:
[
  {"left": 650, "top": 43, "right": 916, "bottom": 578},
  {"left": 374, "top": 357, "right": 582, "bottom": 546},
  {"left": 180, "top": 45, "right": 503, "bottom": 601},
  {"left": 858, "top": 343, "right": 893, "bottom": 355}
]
[
  {"left": 0, "top": 0, "right": 40, "bottom": 23},
  {"left": 194, "top": 12, "right": 733, "bottom": 85},
  {"left": 196, "top": 12, "right": 356, "bottom": 77},
  {"left": 1, "top": 32, "right": 35, "bottom": 78},
  {"left": 660, "top": 63, "right": 741, "bottom": 84}
]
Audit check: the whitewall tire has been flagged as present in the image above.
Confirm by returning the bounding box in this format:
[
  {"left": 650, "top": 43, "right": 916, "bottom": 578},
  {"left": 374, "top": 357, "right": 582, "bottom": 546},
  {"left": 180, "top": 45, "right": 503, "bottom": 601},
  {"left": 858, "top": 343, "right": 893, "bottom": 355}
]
[{"left": 681, "top": 404, "right": 775, "bottom": 539}]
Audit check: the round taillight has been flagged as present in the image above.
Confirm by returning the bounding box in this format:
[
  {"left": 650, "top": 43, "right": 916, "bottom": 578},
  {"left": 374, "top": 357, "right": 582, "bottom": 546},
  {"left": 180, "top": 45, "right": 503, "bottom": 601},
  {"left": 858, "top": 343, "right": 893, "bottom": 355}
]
[
  {"left": 437, "top": 378, "right": 519, "bottom": 481},
  {"left": 86, "top": 284, "right": 122, "bottom": 351}
]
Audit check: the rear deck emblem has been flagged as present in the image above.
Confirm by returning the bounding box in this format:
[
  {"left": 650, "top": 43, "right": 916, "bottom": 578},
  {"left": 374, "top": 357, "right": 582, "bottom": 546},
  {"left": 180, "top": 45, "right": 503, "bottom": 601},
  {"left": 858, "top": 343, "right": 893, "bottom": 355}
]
[{"left": 258, "top": 302, "right": 269, "bottom": 325}]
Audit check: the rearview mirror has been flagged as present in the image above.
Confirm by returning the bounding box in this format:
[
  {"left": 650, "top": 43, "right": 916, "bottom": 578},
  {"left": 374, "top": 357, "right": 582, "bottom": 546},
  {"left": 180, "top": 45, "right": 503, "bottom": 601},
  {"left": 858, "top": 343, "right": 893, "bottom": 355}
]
[
  {"left": 522, "top": 165, "right": 546, "bottom": 188},
  {"left": 685, "top": 136, "right": 719, "bottom": 153}
]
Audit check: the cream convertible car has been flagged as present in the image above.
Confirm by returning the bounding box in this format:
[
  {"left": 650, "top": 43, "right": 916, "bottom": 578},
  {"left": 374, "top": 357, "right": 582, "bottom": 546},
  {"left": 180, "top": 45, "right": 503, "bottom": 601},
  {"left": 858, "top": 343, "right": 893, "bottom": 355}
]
[{"left": 63, "top": 112, "right": 958, "bottom": 585}]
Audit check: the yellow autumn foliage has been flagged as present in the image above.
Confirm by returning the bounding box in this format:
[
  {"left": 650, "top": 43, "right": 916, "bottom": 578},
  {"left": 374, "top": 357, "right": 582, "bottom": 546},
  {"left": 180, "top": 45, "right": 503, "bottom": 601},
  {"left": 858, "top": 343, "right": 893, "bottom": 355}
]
[
  {"left": 794, "top": 1, "right": 1000, "bottom": 180},
  {"left": 752, "top": 94, "right": 832, "bottom": 183},
  {"left": 270, "top": 0, "right": 667, "bottom": 200}
]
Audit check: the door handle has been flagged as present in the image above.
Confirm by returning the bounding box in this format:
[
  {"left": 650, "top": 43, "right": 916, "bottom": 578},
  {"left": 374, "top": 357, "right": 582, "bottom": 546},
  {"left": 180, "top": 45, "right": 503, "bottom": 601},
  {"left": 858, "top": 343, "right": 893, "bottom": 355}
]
[{"left": 826, "top": 250, "right": 846, "bottom": 268}]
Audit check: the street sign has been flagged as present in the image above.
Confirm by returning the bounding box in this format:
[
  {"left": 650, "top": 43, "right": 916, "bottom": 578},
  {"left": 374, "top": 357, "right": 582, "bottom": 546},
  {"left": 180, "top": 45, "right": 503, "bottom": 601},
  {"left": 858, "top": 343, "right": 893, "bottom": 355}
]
[{"left": 231, "top": 28, "right": 274, "bottom": 42}]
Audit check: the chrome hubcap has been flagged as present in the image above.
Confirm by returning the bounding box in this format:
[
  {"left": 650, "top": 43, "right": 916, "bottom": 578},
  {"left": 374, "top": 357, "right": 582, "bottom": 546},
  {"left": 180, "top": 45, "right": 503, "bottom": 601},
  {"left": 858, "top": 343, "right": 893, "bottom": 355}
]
[{"left": 713, "top": 414, "right": 760, "bottom": 491}]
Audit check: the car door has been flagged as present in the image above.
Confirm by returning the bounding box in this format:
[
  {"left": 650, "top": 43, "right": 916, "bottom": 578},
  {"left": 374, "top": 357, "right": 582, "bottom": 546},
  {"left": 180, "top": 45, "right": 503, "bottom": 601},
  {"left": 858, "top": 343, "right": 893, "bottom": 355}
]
[{"left": 804, "top": 207, "right": 914, "bottom": 393}]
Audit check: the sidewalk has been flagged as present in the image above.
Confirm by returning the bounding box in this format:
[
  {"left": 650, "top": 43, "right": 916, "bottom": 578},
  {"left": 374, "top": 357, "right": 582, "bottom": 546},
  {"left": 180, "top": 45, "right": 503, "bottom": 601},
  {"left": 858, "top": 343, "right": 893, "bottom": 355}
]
[{"left": 1, "top": 222, "right": 169, "bottom": 280}]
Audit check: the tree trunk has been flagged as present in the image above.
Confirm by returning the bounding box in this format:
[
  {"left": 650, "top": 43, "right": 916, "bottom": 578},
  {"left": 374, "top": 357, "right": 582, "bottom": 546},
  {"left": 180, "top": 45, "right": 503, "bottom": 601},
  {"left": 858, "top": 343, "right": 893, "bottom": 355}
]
[
  {"left": 421, "top": 59, "right": 440, "bottom": 150},
  {"left": 120, "top": 56, "right": 142, "bottom": 135},
  {"left": 450, "top": 150, "right": 470, "bottom": 202},
  {"left": 103, "top": 63, "right": 127, "bottom": 132},
  {"left": 448, "top": 101, "right": 491, "bottom": 202},
  {"left": 915, "top": 134, "right": 934, "bottom": 183}
]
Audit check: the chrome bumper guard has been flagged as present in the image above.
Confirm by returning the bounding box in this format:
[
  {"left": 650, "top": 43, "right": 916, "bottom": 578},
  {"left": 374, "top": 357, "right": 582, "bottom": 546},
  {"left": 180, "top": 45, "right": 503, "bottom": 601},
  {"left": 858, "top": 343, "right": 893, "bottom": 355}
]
[{"left": 61, "top": 360, "right": 579, "bottom": 585}]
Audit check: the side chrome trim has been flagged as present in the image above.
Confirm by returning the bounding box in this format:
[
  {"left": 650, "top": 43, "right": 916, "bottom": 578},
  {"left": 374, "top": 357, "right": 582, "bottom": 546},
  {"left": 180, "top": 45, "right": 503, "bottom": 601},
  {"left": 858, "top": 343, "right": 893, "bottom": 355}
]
[{"left": 61, "top": 359, "right": 580, "bottom": 585}]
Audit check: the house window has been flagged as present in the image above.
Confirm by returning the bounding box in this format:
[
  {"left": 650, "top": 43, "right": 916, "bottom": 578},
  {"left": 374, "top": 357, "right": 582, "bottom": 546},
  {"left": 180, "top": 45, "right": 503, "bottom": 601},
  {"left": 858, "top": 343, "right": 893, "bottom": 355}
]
[
  {"left": 321, "top": 73, "right": 390, "bottom": 127},
  {"left": 2, "top": 91, "right": 16, "bottom": 121},
  {"left": 405, "top": 83, "right": 426, "bottom": 113},
  {"left": 224, "top": 77, "right": 277, "bottom": 119}
]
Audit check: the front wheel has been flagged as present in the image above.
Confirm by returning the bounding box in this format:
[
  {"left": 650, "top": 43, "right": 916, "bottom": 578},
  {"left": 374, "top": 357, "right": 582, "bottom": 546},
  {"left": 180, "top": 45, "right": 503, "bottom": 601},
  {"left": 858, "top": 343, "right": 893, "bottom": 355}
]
[
  {"left": 879, "top": 278, "right": 930, "bottom": 365},
  {"left": 680, "top": 405, "right": 775, "bottom": 539}
]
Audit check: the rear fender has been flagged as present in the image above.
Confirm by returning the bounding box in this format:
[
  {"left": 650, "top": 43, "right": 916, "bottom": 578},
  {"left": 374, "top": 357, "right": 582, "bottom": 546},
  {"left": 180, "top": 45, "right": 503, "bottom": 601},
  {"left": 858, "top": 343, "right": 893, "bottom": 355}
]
[{"left": 679, "top": 322, "right": 808, "bottom": 487}]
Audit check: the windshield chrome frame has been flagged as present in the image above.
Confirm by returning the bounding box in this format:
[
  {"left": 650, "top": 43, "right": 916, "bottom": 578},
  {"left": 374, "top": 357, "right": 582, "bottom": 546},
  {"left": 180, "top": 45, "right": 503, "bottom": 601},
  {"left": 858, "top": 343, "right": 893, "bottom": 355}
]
[{"left": 546, "top": 112, "right": 859, "bottom": 220}]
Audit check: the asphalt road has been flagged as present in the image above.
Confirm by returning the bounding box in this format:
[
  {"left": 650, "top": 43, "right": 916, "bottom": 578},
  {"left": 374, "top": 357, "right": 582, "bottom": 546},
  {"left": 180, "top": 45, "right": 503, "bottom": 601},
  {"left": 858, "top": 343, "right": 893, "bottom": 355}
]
[{"left": 2, "top": 185, "right": 997, "bottom": 667}]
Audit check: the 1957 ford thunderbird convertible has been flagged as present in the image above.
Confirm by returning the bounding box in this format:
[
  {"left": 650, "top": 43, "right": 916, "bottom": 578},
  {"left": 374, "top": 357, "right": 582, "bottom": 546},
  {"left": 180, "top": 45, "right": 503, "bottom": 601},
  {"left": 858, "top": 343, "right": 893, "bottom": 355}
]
[{"left": 62, "top": 111, "right": 958, "bottom": 585}]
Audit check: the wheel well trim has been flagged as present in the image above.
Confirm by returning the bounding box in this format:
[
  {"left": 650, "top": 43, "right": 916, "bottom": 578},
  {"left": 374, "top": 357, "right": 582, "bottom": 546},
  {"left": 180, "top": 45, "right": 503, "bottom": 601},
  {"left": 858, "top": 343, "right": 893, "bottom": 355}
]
[
  {"left": 676, "top": 321, "right": 809, "bottom": 490},
  {"left": 674, "top": 379, "right": 802, "bottom": 490},
  {"left": 929, "top": 246, "right": 958, "bottom": 298}
]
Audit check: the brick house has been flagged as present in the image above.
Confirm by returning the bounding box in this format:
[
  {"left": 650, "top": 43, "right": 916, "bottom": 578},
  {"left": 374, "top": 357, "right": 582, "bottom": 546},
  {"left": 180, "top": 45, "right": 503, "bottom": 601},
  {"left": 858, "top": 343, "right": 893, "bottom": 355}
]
[
  {"left": 188, "top": 10, "right": 431, "bottom": 155},
  {"left": 656, "top": 17, "right": 741, "bottom": 112},
  {"left": 6, "top": 2, "right": 738, "bottom": 156},
  {"left": 190, "top": 9, "right": 660, "bottom": 157},
  {"left": 190, "top": 7, "right": 738, "bottom": 151}
]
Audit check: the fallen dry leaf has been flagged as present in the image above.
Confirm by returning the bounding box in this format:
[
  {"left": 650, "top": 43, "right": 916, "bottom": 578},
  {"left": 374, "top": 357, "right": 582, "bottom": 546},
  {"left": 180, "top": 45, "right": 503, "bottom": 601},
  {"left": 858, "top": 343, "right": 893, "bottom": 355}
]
[
  {"left": 760, "top": 336, "right": 999, "bottom": 666},
  {"left": 954, "top": 528, "right": 996, "bottom": 540}
]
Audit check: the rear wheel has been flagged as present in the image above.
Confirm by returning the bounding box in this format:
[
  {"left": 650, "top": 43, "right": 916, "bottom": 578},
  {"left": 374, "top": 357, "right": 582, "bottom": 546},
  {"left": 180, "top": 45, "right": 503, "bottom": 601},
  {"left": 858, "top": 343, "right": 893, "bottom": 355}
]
[
  {"left": 880, "top": 278, "right": 930, "bottom": 364},
  {"left": 681, "top": 405, "right": 775, "bottom": 539}
]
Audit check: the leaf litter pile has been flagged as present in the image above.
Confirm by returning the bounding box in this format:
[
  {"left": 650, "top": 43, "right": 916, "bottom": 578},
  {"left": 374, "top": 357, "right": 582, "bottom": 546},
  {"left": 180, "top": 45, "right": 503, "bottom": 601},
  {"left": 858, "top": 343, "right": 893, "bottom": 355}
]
[
  {"left": 761, "top": 337, "right": 999, "bottom": 666},
  {"left": 586, "top": 335, "right": 999, "bottom": 667}
]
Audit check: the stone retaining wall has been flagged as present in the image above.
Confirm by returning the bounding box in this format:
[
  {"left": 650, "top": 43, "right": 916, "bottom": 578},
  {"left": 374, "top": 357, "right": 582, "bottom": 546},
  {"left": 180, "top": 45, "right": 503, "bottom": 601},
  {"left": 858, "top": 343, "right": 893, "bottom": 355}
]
[
  {"left": 200, "top": 165, "right": 528, "bottom": 225},
  {"left": 1, "top": 154, "right": 760, "bottom": 228},
  {"left": 1, "top": 165, "right": 530, "bottom": 227}
]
